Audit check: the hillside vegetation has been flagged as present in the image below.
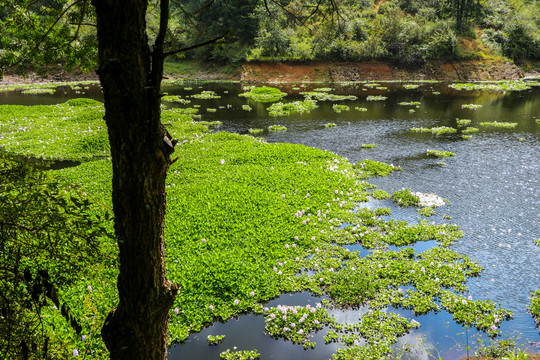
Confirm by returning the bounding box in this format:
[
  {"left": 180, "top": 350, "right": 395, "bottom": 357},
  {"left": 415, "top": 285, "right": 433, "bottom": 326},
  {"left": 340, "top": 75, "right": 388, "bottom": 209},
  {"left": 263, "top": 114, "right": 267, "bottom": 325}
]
[{"left": 175, "top": 0, "right": 540, "bottom": 68}]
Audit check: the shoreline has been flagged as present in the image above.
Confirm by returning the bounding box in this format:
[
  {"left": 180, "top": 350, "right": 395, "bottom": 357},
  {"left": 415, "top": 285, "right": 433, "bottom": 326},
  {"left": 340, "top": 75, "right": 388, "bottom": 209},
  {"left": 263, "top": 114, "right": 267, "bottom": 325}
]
[{"left": 2, "top": 60, "right": 540, "bottom": 86}]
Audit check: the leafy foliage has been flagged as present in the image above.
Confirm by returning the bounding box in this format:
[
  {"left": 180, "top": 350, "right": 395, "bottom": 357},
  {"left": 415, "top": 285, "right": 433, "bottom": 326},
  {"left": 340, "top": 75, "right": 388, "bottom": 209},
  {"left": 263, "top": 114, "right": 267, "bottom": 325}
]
[{"left": 0, "top": 153, "right": 114, "bottom": 358}]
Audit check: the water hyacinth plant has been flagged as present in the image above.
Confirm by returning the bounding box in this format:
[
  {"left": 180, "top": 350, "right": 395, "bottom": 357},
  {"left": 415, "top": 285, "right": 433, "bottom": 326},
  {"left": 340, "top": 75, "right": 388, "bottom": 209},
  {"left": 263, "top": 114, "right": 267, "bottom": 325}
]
[
  {"left": 219, "top": 348, "right": 260, "bottom": 360},
  {"left": 268, "top": 124, "right": 287, "bottom": 131},
  {"left": 207, "top": 334, "right": 226, "bottom": 345},
  {"left": 332, "top": 104, "right": 350, "bottom": 113},
  {"left": 300, "top": 92, "right": 357, "bottom": 101},
  {"left": 267, "top": 99, "right": 318, "bottom": 116},
  {"left": 529, "top": 290, "right": 540, "bottom": 329},
  {"left": 0, "top": 97, "right": 516, "bottom": 359},
  {"left": 427, "top": 149, "right": 456, "bottom": 158},
  {"left": 411, "top": 126, "right": 457, "bottom": 136},
  {"left": 263, "top": 304, "right": 331, "bottom": 348},
  {"left": 248, "top": 128, "right": 263, "bottom": 135},
  {"left": 162, "top": 95, "right": 191, "bottom": 104},
  {"left": 239, "top": 86, "right": 286, "bottom": 102},
  {"left": 456, "top": 118, "right": 472, "bottom": 127},
  {"left": 461, "top": 104, "right": 483, "bottom": 110},
  {"left": 192, "top": 90, "right": 221, "bottom": 99},
  {"left": 392, "top": 189, "right": 420, "bottom": 207},
  {"left": 366, "top": 95, "right": 387, "bottom": 101},
  {"left": 324, "top": 123, "right": 337, "bottom": 128},
  {"left": 479, "top": 121, "right": 518, "bottom": 129},
  {"left": 361, "top": 144, "right": 378, "bottom": 149}
]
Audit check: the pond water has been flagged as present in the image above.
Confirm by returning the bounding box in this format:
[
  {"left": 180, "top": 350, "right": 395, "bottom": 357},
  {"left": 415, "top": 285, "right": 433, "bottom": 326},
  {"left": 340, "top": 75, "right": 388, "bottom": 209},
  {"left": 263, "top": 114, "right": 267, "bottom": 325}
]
[{"left": 2, "top": 80, "right": 539, "bottom": 359}]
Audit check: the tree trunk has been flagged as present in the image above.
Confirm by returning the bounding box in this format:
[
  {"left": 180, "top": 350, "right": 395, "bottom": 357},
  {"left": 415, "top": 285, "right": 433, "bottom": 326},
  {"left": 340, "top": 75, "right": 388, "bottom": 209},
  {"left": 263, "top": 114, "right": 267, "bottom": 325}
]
[{"left": 90, "top": 0, "right": 178, "bottom": 359}]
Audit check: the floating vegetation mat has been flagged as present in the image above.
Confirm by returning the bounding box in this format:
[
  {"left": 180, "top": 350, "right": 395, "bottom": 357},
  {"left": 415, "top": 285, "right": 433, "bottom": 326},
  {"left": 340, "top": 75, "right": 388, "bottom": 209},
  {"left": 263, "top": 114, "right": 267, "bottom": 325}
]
[
  {"left": 449, "top": 81, "right": 539, "bottom": 92},
  {"left": 239, "top": 86, "right": 287, "bottom": 102},
  {"left": 267, "top": 99, "right": 318, "bottom": 116},
  {"left": 0, "top": 99, "right": 515, "bottom": 359},
  {"left": 479, "top": 121, "right": 518, "bottom": 129},
  {"left": 411, "top": 126, "right": 457, "bottom": 135}
]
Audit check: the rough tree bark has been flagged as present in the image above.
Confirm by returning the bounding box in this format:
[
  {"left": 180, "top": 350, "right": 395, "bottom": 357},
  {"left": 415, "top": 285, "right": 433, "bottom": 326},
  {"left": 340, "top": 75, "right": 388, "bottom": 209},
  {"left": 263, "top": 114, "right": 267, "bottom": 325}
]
[{"left": 90, "top": 0, "right": 178, "bottom": 359}]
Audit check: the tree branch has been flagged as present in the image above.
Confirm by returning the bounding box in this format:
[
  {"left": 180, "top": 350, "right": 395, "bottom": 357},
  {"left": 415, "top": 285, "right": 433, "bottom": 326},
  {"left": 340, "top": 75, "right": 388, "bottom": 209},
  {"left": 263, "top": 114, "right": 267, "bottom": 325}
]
[
  {"left": 15, "top": 0, "right": 83, "bottom": 66},
  {"left": 163, "top": 31, "right": 229, "bottom": 57}
]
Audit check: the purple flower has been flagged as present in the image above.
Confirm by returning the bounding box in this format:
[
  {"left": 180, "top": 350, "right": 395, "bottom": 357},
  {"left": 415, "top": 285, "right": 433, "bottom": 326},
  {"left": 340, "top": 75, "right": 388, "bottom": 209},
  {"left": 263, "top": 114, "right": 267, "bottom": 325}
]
[
  {"left": 174, "top": 307, "right": 179, "bottom": 315},
  {"left": 82, "top": 335, "right": 87, "bottom": 342},
  {"left": 250, "top": 291, "right": 255, "bottom": 297},
  {"left": 202, "top": 238, "right": 206, "bottom": 243},
  {"left": 290, "top": 323, "right": 295, "bottom": 328},
  {"left": 282, "top": 194, "right": 285, "bottom": 198},
  {"left": 462, "top": 299, "right": 467, "bottom": 305},
  {"left": 285, "top": 244, "right": 290, "bottom": 249},
  {"left": 283, "top": 315, "right": 287, "bottom": 320},
  {"left": 490, "top": 324, "right": 497, "bottom": 331},
  {"left": 87, "top": 285, "right": 92, "bottom": 291},
  {"left": 234, "top": 299, "right": 239, "bottom": 305},
  {"left": 209, "top": 305, "right": 214, "bottom": 311},
  {"left": 270, "top": 313, "right": 276, "bottom": 319},
  {"left": 220, "top": 159, "right": 225, "bottom": 165},
  {"left": 73, "top": 349, "right": 79, "bottom": 357}
]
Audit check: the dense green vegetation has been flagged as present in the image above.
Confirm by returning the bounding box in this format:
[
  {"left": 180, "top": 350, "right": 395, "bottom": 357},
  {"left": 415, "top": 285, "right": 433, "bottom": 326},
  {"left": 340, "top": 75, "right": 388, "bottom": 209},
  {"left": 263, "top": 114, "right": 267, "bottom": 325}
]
[
  {"left": 1, "top": 97, "right": 522, "bottom": 358},
  {"left": 2, "top": 0, "right": 540, "bottom": 75}
]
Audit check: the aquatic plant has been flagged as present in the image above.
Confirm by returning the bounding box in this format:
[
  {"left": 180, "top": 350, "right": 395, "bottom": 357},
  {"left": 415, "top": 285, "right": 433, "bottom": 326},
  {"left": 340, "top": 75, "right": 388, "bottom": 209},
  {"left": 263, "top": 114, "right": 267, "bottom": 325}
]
[
  {"left": 370, "top": 189, "right": 390, "bottom": 200},
  {"left": 325, "top": 123, "right": 337, "bottom": 128},
  {"left": 418, "top": 207, "right": 435, "bottom": 217},
  {"left": 207, "top": 334, "right": 226, "bottom": 345},
  {"left": 219, "top": 348, "right": 260, "bottom": 360},
  {"left": 366, "top": 95, "right": 387, "bottom": 101},
  {"left": 162, "top": 95, "right": 191, "bottom": 104},
  {"left": 242, "top": 105, "right": 252, "bottom": 111},
  {"left": 411, "top": 126, "right": 457, "bottom": 135},
  {"left": 332, "top": 104, "right": 349, "bottom": 113},
  {"left": 462, "top": 135, "right": 473, "bottom": 140},
  {"left": 313, "top": 87, "right": 332, "bottom": 92},
  {"left": 361, "top": 144, "right": 378, "bottom": 149},
  {"left": 248, "top": 128, "right": 263, "bottom": 135},
  {"left": 301, "top": 92, "right": 357, "bottom": 101},
  {"left": 206, "top": 108, "right": 217, "bottom": 112},
  {"left": 449, "top": 81, "right": 533, "bottom": 92},
  {"left": 21, "top": 88, "right": 56, "bottom": 95},
  {"left": 239, "top": 86, "right": 286, "bottom": 102},
  {"left": 462, "top": 127, "right": 479, "bottom": 134},
  {"left": 398, "top": 101, "right": 421, "bottom": 106},
  {"left": 427, "top": 150, "right": 455, "bottom": 158},
  {"left": 355, "top": 107, "right": 368, "bottom": 112},
  {"left": 197, "top": 120, "right": 222, "bottom": 127},
  {"left": 456, "top": 118, "right": 472, "bottom": 127},
  {"left": 404, "top": 84, "right": 420, "bottom": 89},
  {"left": 263, "top": 304, "right": 331, "bottom": 348},
  {"left": 461, "top": 104, "right": 483, "bottom": 110},
  {"left": 191, "top": 91, "right": 221, "bottom": 99},
  {"left": 268, "top": 124, "right": 287, "bottom": 131},
  {"left": 392, "top": 189, "right": 420, "bottom": 207},
  {"left": 479, "top": 121, "right": 518, "bottom": 129},
  {"left": 2, "top": 99, "right": 517, "bottom": 358},
  {"left": 353, "top": 159, "right": 400, "bottom": 178},
  {"left": 267, "top": 99, "right": 318, "bottom": 116},
  {"left": 529, "top": 289, "right": 540, "bottom": 327}
]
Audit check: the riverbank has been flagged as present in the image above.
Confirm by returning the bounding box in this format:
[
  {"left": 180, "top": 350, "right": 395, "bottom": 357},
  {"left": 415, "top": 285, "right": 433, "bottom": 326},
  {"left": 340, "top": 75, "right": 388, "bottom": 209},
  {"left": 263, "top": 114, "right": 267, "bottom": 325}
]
[{"left": 2, "top": 59, "right": 539, "bottom": 86}]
